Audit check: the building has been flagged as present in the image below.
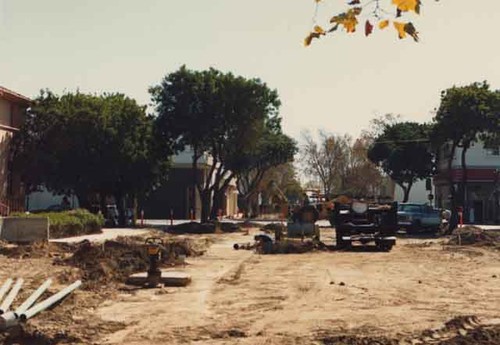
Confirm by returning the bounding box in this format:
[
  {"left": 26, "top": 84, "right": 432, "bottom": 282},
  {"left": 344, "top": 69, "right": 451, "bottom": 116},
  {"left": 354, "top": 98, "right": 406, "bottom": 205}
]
[
  {"left": 24, "top": 146, "right": 239, "bottom": 219},
  {"left": 141, "top": 147, "right": 239, "bottom": 220},
  {"left": 434, "top": 140, "right": 500, "bottom": 224},
  {"left": 0, "top": 86, "right": 31, "bottom": 215}
]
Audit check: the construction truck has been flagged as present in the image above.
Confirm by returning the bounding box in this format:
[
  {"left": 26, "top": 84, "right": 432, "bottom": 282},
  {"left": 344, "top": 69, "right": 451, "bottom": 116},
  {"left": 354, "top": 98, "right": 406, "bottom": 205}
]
[{"left": 331, "top": 199, "right": 398, "bottom": 251}]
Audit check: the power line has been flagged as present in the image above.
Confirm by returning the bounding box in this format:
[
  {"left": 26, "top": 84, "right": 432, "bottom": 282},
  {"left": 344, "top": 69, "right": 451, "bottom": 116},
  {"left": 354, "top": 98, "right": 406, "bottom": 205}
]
[{"left": 373, "top": 139, "right": 431, "bottom": 144}]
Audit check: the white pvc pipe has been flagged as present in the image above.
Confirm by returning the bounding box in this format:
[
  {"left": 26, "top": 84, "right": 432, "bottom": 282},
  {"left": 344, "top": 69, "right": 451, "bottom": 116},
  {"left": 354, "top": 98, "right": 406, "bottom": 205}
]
[
  {"left": 15, "top": 278, "right": 52, "bottom": 315},
  {"left": 21, "top": 280, "right": 81, "bottom": 321},
  {"left": 0, "top": 278, "right": 24, "bottom": 314},
  {"left": 0, "top": 279, "right": 13, "bottom": 307},
  {"left": 0, "top": 311, "right": 19, "bottom": 331}
]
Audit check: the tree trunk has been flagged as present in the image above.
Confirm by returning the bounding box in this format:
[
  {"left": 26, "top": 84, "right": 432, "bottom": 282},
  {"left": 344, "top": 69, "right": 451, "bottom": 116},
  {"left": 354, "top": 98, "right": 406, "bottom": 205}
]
[
  {"left": 132, "top": 194, "right": 138, "bottom": 227},
  {"left": 114, "top": 192, "right": 126, "bottom": 227},
  {"left": 238, "top": 195, "right": 250, "bottom": 218},
  {"left": 211, "top": 189, "right": 224, "bottom": 220},
  {"left": 191, "top": 147, "right": 199, "bottom": 221},
  {"left": 200, "top": 190, "right": 211, "bottom": 223},
  {"left": 75, "top": 189, "right": 91, "bottom": 210},
  {"left": 446, "top": 141, "right": 458, "bottom": 234},
  {"left": 401, "top": 185, "right": 409, "bottom": 203},
  {"left": 99, "top": 193, "right": 107, "bottom": 216},
  {"left": 460, "top": 145, "right": 469, "bottom": 221}
]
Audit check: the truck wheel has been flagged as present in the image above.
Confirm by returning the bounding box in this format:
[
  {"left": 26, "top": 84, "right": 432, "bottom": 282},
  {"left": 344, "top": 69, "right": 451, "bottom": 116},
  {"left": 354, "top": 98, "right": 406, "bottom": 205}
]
[
  {"left": 336, "top": 229, "right": 349, "bottom": 249},
  {"left": 408, "top": 220, "right": 421, "bottom": 234},
  {"left": 378, "top": 242, "right": 393, "bottom": 252}
]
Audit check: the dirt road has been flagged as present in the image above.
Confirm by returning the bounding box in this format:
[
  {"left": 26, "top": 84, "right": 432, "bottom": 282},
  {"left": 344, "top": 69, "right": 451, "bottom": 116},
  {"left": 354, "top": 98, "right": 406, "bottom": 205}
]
[{"left": 97, "top": 230, "right": 500, "bottom": 344}]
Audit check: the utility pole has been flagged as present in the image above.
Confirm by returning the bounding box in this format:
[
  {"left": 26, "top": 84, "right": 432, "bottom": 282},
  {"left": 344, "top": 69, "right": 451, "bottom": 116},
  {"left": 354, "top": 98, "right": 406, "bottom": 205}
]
[{"left": 494, "top": 169, "right": 499, "bottom": 224}]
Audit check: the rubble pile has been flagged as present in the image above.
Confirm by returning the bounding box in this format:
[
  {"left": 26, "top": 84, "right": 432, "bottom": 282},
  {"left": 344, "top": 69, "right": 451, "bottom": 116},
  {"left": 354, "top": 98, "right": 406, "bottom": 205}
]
[
  {"left": 448, "top": 226, "right": 500, "bottom": 248},
  {"left": 319, "top": 316, "right": 500, "bottom": 345},
  {"left": 0, "top": 241, "right": 74, "bottom": 259},
  {"left": 61, "top": 236, "right": 205, "bottom": 289}
]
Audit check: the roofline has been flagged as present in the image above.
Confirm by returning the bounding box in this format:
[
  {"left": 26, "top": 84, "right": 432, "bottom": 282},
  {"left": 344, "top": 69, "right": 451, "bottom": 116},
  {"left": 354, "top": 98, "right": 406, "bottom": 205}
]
[{"left": 0, "top": 86, "right": 31, "bottom": 105}]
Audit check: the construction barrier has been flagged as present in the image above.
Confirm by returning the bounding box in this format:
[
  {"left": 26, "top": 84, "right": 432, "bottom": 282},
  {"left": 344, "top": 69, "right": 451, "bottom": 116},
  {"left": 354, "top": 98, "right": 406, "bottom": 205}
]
[{"left": 0, "top": 217, "right": 49, "bottom": 243}]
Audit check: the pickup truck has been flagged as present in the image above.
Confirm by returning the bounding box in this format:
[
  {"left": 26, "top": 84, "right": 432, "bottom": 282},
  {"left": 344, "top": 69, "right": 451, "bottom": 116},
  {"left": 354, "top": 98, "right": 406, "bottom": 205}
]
[{"left": 397, "top": 203, "right": 442, "bottom": 233}]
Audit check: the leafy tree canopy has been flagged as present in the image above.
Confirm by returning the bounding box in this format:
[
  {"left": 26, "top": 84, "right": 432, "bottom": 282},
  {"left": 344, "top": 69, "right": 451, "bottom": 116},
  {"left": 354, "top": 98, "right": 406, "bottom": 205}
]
[
  {"left": 368, "top": 121, "right": 433, "bottom": 202},
  {"left": 13, "top": 90, "right": 169, "bottom": 209},
  {"left": 151, "top": 66, "right": 282, "bottom": 221}
]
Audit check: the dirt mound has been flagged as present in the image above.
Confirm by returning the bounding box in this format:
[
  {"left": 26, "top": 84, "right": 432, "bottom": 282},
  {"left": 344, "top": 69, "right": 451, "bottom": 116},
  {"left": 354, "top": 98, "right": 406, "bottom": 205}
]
[
  {"left": 448, "top": 226, "right": 500, "bottom": 248},
  {"left": 168, "top": 221, "right": 241, "bottom": 234},
  {"left": 60, "top": 236, "right": 205, "bottom": 289},
  {"left": 318, "top": 316, "right": 500, "bottom": 345},
  {"left": 439, "top": 324, "right": 500, "bottom": 345},
  {"left": 0, "top": 241, "right": 76, "bottom": 259},
  {"left": 320, "top": 334, "right": 398, "bottom": 345}
]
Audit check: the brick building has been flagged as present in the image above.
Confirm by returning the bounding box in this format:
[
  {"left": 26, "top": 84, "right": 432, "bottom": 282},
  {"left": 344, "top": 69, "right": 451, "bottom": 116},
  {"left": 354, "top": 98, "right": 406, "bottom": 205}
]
[{"left": 0, "top": 86, "right": 30, "bottom": 215}]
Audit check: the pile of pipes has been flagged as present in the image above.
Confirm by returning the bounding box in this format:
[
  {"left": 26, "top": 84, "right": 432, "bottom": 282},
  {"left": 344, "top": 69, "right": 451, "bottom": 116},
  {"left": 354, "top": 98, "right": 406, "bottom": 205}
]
[{"left": 0, "top": 278, "right": 81, "bottom": 332}]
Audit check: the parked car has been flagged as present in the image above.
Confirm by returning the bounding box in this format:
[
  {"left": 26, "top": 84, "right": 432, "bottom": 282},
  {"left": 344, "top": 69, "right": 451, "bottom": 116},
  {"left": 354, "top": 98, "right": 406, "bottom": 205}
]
[
  {"left": 397, "top": 203, "right": 442, "bottom": 233},
  {"left": 31, "top": 204, "right": 71, "bottom": 213}
]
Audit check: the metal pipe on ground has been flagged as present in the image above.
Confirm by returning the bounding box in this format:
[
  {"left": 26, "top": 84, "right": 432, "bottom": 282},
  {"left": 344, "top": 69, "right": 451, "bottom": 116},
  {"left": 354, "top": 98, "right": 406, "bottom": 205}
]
[
  {"left": 15, "top": 278, "right": 52, "bottom": 316},
  {"left": 0, "top": 279, "right": 24, "bottom": 315},
  {"left": 0, "top": 279, "right": 13, "bottom": 307},
  {"left": 0, "top": 311, "right": 19, "bottom": 331},
  {"left": 20, "top": 280, "right": 81, "bottom": 321}
]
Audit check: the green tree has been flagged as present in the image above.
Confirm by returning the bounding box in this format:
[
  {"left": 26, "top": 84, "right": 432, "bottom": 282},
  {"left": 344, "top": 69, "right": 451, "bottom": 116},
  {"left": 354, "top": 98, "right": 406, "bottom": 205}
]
[
  {"left": 431, "top": 82, "right": 497, "bottom": 218},
  {"left": 368, "top": 121, "right": 433, "bottom": 202},
  {"left": 236, "top": 131, "right": 297, "bottom": 217},
  {"left": 151, "top": 66, "right": 281, "bottom": 222},
  {"left": 12, "top": 90, "right": 169, "bottom": 225}
]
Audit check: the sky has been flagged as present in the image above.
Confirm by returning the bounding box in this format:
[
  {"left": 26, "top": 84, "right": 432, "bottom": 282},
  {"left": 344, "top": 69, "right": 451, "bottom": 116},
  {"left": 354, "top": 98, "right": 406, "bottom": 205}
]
[{"left": 1, "top": 0, "right": 500, "bottom": 140}]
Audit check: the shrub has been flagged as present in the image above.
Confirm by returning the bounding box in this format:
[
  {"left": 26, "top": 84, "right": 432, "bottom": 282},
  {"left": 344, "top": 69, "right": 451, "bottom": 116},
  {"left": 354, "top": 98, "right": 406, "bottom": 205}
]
[{"left": 11, "top": 209, "right": 104, "bottom": 239}]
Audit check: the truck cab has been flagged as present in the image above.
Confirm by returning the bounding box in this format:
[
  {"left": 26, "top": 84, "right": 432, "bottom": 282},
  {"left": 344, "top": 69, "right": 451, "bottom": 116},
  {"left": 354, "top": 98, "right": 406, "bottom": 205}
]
[{"left": 397, "top": 203, "right": 441, "bottom": 233}]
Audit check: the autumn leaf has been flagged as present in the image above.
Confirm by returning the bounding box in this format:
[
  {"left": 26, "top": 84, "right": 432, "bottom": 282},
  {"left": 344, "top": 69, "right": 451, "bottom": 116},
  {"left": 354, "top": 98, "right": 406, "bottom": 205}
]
[
  {"left": 352, "top": 7, "right": 362, "bottom": 15},
  {"left": 393, "top": 21, "right": 406, "bottom": 39},
  {"left": 328, "top": 24, "right": 339, "bottom": 33},
  {"left": 314, "top": 25, "right": 326, "bottom": 34},
  {"left": 378, "top": 20, "right": 389, "bottom": 29},
  {"left": 330, "top": 8, "right": 361, "bottom": 33},
  {"left": 393, "top": 21, "right": 419, "bottom": 42},
  {"left": 304, "top": 32, "right": 322, "bottom": 47},
  {"left": 404, "top": 22, "right": 419, "bottom": 42},
  {"left": 392, "top": 0, "right": 421, "bottom": 14},
  {"left": 365, "top": 20, "right": 373, "bottom": 37}
]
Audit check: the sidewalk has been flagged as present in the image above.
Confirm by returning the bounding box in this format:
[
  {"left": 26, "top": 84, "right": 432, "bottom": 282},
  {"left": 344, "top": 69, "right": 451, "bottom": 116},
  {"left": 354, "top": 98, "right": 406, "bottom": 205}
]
[
  {"left": 50, "top": 228, "right": 151, "bottom": 243},
  {"left": 475, "top": 224, "right": 500, "bottom": 231}
]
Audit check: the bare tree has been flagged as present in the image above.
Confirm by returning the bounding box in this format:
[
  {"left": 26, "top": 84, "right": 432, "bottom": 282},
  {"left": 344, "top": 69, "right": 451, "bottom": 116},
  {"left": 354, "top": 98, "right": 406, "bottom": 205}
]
[
  {"left": 301, "top": 131, "right": 384, "bottom": 198},
  {"left": 300, "top": 131, "right": 350, "bottom": 197}
]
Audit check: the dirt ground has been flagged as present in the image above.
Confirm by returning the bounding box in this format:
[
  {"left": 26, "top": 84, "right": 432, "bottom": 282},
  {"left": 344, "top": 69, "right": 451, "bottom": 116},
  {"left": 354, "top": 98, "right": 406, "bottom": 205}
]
[{"left": 1, "top": 227, "right": 500, "bottom": 344}]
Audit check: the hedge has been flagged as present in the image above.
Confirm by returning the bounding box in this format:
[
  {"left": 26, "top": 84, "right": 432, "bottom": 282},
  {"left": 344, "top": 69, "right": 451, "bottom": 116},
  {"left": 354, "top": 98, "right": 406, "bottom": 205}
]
[{"left": 11, "top": 209, "right": 104, "bottom": 239}]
